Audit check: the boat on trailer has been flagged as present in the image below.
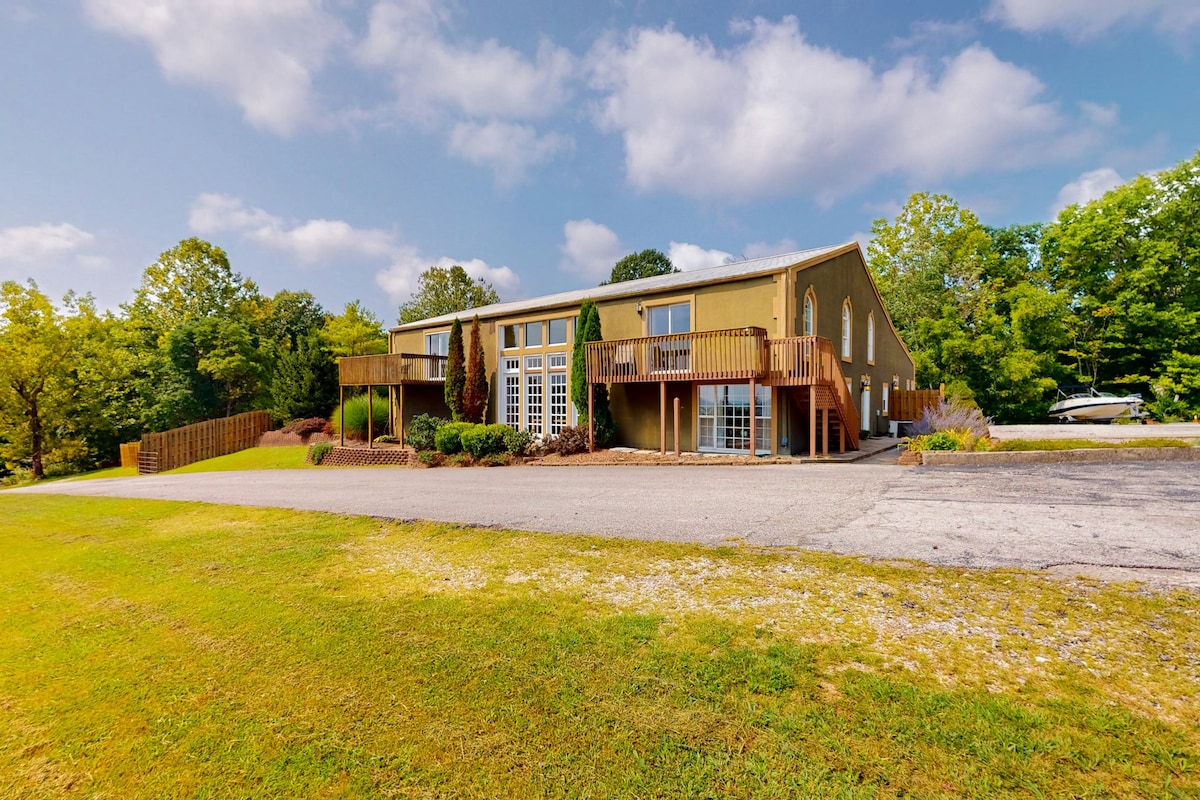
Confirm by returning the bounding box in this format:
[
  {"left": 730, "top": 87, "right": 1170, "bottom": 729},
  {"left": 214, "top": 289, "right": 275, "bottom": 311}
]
[{"left": 1049, "top": 385, "right": 1143, "bottom": 423}]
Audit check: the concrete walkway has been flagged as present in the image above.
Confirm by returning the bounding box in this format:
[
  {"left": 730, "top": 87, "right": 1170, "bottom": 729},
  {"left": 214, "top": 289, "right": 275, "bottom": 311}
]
[{"left": 15, "top": 459, "right": 1200, "bottom": 590}]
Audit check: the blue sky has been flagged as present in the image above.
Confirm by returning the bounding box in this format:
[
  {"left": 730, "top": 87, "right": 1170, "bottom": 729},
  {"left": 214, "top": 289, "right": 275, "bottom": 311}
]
[{"left": 2, "top": 0, "right": 1197, "bottom": 324}]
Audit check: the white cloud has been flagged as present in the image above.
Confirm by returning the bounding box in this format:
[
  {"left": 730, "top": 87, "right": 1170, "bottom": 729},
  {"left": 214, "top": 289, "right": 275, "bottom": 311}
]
[
  {"left": 743, "top": 239, "right": 800, "bottom": 259},
  {"left": 83, "top": 0, "right": 347, "bottom": 135},
  {"left": 1050, "top": 167, "right": 1124, "bottom": 217},
  {"left": 988, "top": 0, "right": 1200, "bottom": 40},
  {"left": 891, "top": 19, "right": 977, "bottom": 50},
  {"left": 559, "top": 219, "right": 625, "bottom": 281},
  {"left": 358, "top": 0, "right": 575, "bottom": 121},
  {"left": 667, "top": 241, "right": 734, "bottom": 271},
  {"left": 589, "top": 17, "right": 1107, "bottom": 201},
  {"left": 189, "top": 193, "right": 518, "bottom": 305},
  {"left": 448, "top": 121, "right": 571, "bottom": 187},
  {"left": 0, "top": 223, "right": 96, "bottom": 263}
]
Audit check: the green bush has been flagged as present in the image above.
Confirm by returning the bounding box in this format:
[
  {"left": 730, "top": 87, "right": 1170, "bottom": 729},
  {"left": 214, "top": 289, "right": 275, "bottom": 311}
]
[
  {"left": 416, "top": 450, "right": 441, "bottom": 466},
  {"left": 478, "top": 453, "right": 509, "bottom": 467},
  {"left": 908, "top": 431, "right": 961, "bottom": 452},
  {"left": 435, "top": 422, "right": 475, "bottom": 455},
  {"left": 503, "top": 427, "right": 535, "bottom": 456},
  {"left": 460, "top": 424, "right": 509, "bottom": 458},
  {"left": 330, "top": 391, "right": 389, "bottom": 441},
  {"left": 309, "top": 442, "right": 334, "bottom": 464},
  {"left": 405, "top": 414, "right": 447, "bottom": 452}
]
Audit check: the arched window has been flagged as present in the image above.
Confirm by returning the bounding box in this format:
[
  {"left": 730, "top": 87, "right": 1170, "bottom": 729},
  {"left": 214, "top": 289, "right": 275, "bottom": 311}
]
[
  {"left": 802, "top": 287, "right": 816, "bottom": 336},
  {"left": 866, "top": 312, "right": 875, "bottom": 364},
  {"left": 840, "top": 299, "right": 852, "bottom": 359}
]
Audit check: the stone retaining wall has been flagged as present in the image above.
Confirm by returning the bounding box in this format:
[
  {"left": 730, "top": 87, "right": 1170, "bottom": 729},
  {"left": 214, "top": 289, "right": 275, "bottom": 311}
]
[{"left": 309, "top": 445, "right": 413, "bottom": 467}]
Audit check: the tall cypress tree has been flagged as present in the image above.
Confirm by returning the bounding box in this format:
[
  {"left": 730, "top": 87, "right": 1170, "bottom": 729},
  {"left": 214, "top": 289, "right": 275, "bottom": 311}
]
[
  {"left": 463, "top": 316, "right": 488, "bottom": 423},
  {"left": 573, "top": 302, "right": 616, "bottom": 446},
  {"left": 444, "top": 318, "right": 466, "bottom": 421},
  {"left": 570, "top": 300, "right": 595, "bottom": 417}
]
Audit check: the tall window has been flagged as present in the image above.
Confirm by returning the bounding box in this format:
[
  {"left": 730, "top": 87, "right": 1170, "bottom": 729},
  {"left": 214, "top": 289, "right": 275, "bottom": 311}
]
[
  {"left": 840, "top": 299, "right": 852, "bottom": 360},
  {"left": 697, "top": 385, "right": 771, "bottom": 455},
  {"left": 648, "top": 301, "right": 691, "bottom": 371},
  {"left": 866, "top": 312, "right": 876, "bottom": 364},
  {"left": 501, "top": 324, "right": 519, "bottom": 349},
  {"left": 502, "top": 358, "right": 520, "bottom": 428},
  {"left": 802, "top": 288, "right": 816, "bottom": 336},
  {"left": 525, "top": 355, "right": 543, "bottom": 436}
]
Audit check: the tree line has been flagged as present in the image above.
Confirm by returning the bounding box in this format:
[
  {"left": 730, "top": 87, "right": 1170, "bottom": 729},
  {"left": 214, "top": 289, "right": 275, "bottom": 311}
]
[{"left": 869, "top": 149, "right": 1200, "bottom": 424}]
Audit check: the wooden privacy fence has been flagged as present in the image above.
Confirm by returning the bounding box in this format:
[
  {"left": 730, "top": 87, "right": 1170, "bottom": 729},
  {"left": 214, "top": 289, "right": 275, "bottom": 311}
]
[
  {"left": 119, "top": 441, "right": 141, "bottom": 468},
  {"left": 892, "top": 389, "right": 943, "bottom": 421},
  {"left": 138, "top": 410, "right": 272, "bottom": 474}
]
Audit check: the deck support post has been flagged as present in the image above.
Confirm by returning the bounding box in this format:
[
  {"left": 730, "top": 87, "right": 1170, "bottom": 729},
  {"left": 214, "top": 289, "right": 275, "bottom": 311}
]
[
  {"left": 339, "top": 386, "right": 345, "bottom": 447},
  {"left": 588, "top": 382, "right": 595, "bottom": 453},
  {"left": 822, "top": 407, "right": 829, "bottom": 456},
  {"left": 748, "top": 378, "right": 757, "bottom": 457},
  {"left": 368, "top": 385, "right": 374, "bottom": 448},
  {"left": 808, "top": 385, "right": 816, "bottom": 458},
  {"left": 660, "top": 382, "right": 667, "bottom": 456},
  {"left": 397, "top": 386, "right": 406, "bottom": 447},
  {"left": 673, "top": 397, "right": 681, "bottom": 456}
]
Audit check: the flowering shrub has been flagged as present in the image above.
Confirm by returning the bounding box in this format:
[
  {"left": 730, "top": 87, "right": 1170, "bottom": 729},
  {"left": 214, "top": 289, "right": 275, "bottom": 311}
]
[
  {"left": 549, "top": 425, "right": 591, "bottom": 456},
  {"left": 904, "top": 400, "right": 992, "bottom": 452},
  {"left": 282, "top": 417, "right": 328, "bottom": 436}
]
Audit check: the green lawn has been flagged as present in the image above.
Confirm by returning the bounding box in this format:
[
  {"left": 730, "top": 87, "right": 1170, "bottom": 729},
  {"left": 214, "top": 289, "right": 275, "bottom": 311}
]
[
  {"left": 1, "top": 496, "right": 1196, "bottom": 799},
  {"left": 992, "top": 437, "right": 1198, "bottom": 451},
  {"left": 165, "top": 445, "right": 312, "bottom": 473}
]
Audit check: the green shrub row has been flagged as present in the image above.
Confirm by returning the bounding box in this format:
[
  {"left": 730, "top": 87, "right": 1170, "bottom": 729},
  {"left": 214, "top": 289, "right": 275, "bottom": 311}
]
[{"left": 408, "top": 414, "right": 534, "bottom": 458}]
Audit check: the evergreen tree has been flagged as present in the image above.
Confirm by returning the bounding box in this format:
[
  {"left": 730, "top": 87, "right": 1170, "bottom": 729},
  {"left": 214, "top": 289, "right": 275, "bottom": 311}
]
[
  {"left": 444, "top": 318, "right": 466, "bottom": 421},
  {"left": 270, "top": 333, "right": 339, "bottom": 422},
  {"left": 574, "top": 302, "right": 616, "bottom": 446},
  {"left": 570, "top": 299, "right": 595, "bottom": 416},
  {"left": 463, "top": 316, "right": 488, "bottom": 423}
]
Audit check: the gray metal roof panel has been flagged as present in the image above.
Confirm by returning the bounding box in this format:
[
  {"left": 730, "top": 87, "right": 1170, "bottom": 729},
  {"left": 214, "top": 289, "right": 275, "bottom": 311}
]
[{"left": 391, "top": 242, "right": 855, "bottom": 331}]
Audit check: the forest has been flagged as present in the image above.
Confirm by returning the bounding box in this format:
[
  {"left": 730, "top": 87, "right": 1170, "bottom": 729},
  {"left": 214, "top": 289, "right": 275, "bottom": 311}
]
[{"left": 2, "top": 150, "right": 1197, "bottom": 479}]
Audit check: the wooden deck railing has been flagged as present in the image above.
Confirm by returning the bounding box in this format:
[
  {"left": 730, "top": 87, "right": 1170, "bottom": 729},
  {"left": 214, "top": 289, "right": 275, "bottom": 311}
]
[
  {"left": 585, "top": 327, "right": 768, "bottom": 384},
  {"left": 339, "top": 353, "right": 447, "bottom": 386}
]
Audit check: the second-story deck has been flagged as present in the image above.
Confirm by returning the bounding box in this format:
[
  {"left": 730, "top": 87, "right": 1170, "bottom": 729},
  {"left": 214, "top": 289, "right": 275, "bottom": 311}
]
[
  {"left": 585, "top": 327, "right": 769, "bottom": 384},
  {"left": 338, "top": 353, "right": 447, "bottom": 386}
]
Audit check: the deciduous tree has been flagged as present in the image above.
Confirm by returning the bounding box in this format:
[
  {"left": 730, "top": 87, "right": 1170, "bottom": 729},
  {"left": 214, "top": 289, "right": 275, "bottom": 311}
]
[
  {"left": 321, "top": 301, "right": 387, "bottom": 358},
  {"left": 398, "top": 265, "right": 500, "bottom": 324},
  {"left": 602, "top": 249, "right": 677, "bottom": 285}
]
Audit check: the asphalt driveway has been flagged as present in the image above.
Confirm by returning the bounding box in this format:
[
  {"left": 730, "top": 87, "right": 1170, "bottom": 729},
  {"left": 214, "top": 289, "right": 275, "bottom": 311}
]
[{"left": 15, "top": 461, "right": 1200, "bottom": 589}]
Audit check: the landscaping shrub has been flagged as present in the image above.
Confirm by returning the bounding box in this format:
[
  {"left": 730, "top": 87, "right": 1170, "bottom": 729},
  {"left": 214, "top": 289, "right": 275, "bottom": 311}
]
[
  {"left": 434, "top": 421, "right": 474, "bottom": 455},
  {"left": 416, "top": 450, "right": 442, "bottom": 466},
  {"left": 282, "top": 417, "right": 328, "bottom": 436},
  {"left": 907, "top": 431, "right": 960, "bottom": 452},
  {"left": 373, "top": 434, "right": 399, "bottom": 444},
  {"left": 330, "top": 392, "right": 389, "bottom": 441},
  {"left": 478, "top": 453, "right": 509, "bottom": 467},
  {"left": 913, "top": 399, "right": 991, "bottom": 438},
  {"left": 460, "top": 424, "right": 509, "bottom": 458},
  {"left": 549, "top": 425, "right": 591, "bottom": 456},
  {"left": 309, "top": 442, "right": 333, "bottom": 464},
  {"left": 503, "top": 427, "right": 535, "bottom": 456},
  {"left": 405, "top": 414, "right": 447, "bottom": 452}
]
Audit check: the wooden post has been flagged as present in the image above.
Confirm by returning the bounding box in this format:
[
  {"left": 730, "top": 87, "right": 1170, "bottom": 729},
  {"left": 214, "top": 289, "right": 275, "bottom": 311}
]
[
  {"left": 809, "top": 385, "right": 816, "bottom": 458},
  {"left": 673, "top": 397, "right": 681, "bottom": 456},
  {"left": 660, "top": 382, "right": 667, "bottom": 456},
  {"left": 822, "top": 407, "right": 829, "bottom": 456},
  {"left": 748, "top": 378, "right": 756, "bottom": 456},
  {"left": 588, "top": 382, "right": 595, "bottom": 453},
  {"left": 368, "top": 385, "right": 374, "bottom": 448},
  {"left": 397, "top": 385, "right": 406, "bottom": 447},
  {"left": 339, "top": 386, "right": 345, "bottom": 447}
]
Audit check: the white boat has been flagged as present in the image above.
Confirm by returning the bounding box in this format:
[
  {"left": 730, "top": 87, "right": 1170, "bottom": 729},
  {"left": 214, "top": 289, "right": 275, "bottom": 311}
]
[{"left": 1049, "top": 386, "right": 1143, "bottom": 423}]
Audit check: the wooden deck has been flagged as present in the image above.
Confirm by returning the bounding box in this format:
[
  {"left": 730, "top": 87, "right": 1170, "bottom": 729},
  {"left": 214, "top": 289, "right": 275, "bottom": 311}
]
[
  {"left": 338, "top": 353, "right": 447, "bottom": 386},
  {"left": 585, "top": 327, "right": 768, "bottom": 384}
]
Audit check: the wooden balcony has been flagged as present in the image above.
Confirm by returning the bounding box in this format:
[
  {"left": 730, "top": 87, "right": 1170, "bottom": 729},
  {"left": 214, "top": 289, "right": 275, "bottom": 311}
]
[
  {"left": 585, "top": 327, "right": 768, "bottom": 384},
  {"left": 765, "top": 336, "right": 841, "bottom": 386},
  {"left": 339, "top": 353, "right": 447, "bottom": 386}
]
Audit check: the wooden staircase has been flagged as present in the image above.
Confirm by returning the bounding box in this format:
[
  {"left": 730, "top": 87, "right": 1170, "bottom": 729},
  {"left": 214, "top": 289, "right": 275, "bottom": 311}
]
[
  {"left": 791, "top": 382, "right": 860, "bottom": 455},
  {"left": 766, "top": 336, "right": 860, "bottom": 454}
]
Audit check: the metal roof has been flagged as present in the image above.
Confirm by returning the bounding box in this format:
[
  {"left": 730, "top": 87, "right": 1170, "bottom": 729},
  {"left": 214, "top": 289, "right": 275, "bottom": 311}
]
[{"left": 392, "top": 241, "right": 858, "bottom": 331}]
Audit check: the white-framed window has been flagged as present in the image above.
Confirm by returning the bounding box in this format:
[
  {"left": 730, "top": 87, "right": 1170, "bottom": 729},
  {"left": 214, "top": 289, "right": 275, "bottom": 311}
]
[
  {"left": 526, "top": 373, "right": 543, "bottom": 435},
  {"left": 648, "top": 302, "right": 690, "bottom": 335},
  {"left": 502, "top": 357, "right": 520, "bottom": 429},
  {"left": 882, "top": 383, "right": 890, "bottom": 416},
  {"left": 548, "top": 318, "right": 568, "bottom": 346},
  {"left": 547, "top": 352, "right": 568, "bottom": 369},
  {"left": 525, "top": 321, "right": 543, "bottom": 348},
  {"left": 524, "top": 355, "right": 542, "bottom": 371},
  {"left": 501, "top": 324, "right": 520, "bottom": 349},
  {"left": 840, "top": 299, "right": 852, "bottom": 360},
  {"left": 697, "top": 384, "right": 771, "bottom": 455},
  {"left": 802, "top": 288, "right": 816, "bottom": 336},
  {"left": 549, "top": 373, "right": 568, "bottom": 435},
  {"left": 426, "top": 331, "right": 449, "bottom": 356},
  {"left": 866, "top": 312, "right": 876, "bottom": 364}
]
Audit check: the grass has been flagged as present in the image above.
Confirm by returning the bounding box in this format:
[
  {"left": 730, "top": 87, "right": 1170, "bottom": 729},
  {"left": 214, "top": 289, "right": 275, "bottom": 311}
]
[
  {"left": 992, "top": 437, "right": 1197, "bottom": 451},
  {"left": 1, "top": 496, "right": 1197, "bottom": 798},
  {"left": 165, "top": 445, "right": 312, "bottom": 473}
]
